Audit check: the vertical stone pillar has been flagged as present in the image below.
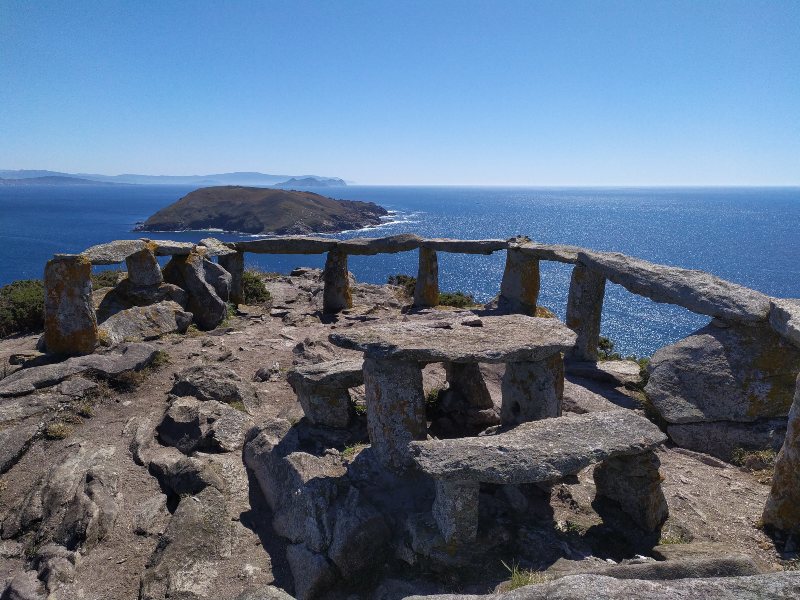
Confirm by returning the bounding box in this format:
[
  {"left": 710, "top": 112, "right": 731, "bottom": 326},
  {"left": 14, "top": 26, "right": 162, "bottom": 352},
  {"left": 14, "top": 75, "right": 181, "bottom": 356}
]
[
  {"left": 432, "top": 479, "right": 480, "bottom": 544},
  {"left": 125, "top": 247, "right": 163, "bottom": 286},
  {"left": 498, "top": 248, "right": 540, "bottom": 315},
  {"left": 500, "top": 353, "right": 564, "bottom": 425},
  {"left": 218, "top": 251, "right": 245, "bottom": 305},
  {"left": 445, "top": 362, "right": 493, "bottom": 411},
  {"left": 363, "top": 357, "right": 426, "bottom": 471},
  {"left": 322, "top": 248, "right": 352, "bottom": 313},
  {"left": 594, "top": 450, "right": 668, "bottom": 532},
  {"left": 565, "top": 263, "right": 606, "bottom": 361},
  {"left": 43, "top": 255, "right": 98, "bottom": 355},
  {"left": 413, "top": 247, "right": 439, "bottom": 308},
  {"left": 763, "top": 374, "right": 800, "bottom": 533}
]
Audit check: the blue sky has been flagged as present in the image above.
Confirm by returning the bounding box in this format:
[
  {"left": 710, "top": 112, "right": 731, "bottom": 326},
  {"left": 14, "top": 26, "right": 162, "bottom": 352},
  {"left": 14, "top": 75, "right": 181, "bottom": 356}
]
[{"left": 1, "top": 1, "right": 798, "bottom": 185}]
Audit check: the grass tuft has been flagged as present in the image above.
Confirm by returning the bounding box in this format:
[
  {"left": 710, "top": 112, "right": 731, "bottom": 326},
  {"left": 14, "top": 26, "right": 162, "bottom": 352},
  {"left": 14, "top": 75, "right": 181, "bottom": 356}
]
[
  {"left": 500, "top": 560, "right": 551, "bottom": 591},
  {"left": 44, "top": 422, "right": 72, "bottom": 440}
]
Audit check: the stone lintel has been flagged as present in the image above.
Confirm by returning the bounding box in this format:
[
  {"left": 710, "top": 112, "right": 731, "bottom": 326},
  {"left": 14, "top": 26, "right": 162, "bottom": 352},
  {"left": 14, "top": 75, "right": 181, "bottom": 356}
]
[
  {"left": 81, "top": 239, "right": 147, "bottom": 265},
  {"left": 337, "top": 233, "right": 422, "bottom": 255},
  {"left": 420, "top": 239, "right": 508, "bottom": 254},
  {"left": 577, "top": 250, "right": 771, "bottom": 323},
  {"left": 769, "top": 299, "right": 800, "bottom": 349},
  {"left": 198, "top": 237, "right": 237, "bottom": 257},
  {"left": 232, "top": 236, "right": 338, "bottom": 254}
]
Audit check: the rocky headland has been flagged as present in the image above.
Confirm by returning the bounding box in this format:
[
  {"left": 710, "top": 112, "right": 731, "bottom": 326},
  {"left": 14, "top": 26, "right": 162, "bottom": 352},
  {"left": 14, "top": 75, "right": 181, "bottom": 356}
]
[
  {"left": 1, "top": 234, "right": 800, "bottom": 599},
  {"left": 135, "top": 187, "right": 386, "bottom": 235}
]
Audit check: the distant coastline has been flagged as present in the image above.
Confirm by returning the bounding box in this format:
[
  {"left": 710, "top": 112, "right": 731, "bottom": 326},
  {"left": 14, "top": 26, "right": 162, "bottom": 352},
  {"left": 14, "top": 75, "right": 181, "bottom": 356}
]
[{"left": 0, "top": 169, "right": 347, "bottom": 187}]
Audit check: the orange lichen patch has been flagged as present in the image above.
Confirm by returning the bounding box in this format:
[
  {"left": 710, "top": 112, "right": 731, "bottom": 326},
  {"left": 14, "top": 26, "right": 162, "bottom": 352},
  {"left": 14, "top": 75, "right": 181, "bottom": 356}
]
[
  {"left": 143, "top": 240, "right": 159, "bottom": 254},
  {"left": 535, "top": 306, "right": 557, "bottom": 319}
]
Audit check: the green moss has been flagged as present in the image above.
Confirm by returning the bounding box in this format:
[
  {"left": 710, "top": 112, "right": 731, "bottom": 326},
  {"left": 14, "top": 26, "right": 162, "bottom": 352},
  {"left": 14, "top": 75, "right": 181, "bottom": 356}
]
[
  {"left": 91, "top": 269, "right": 124, "bottom": 288},
  {"left": 0, "top": 279, "right": 44, "bottom": 337},
  {"left": 242, "top": 269, "right": 272, "bottom": 304}
]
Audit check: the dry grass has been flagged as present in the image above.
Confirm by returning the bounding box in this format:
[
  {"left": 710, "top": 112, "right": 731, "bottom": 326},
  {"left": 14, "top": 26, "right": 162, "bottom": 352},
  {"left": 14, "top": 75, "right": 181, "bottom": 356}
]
[
  {"left": 44, "top": 422, "right": 72, "bottom": 440},
  {"left": 499, "top": 561, "right": 551, "bottom": 591}
]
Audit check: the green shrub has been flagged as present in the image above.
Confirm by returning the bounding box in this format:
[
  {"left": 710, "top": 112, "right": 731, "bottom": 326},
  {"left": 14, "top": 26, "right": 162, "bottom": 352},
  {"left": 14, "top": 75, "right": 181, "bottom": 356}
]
[
  {"left": 438, "top": 291, "right": 476, "bottom": 308},
  {"left": 387, "top": 274, "right": 417, "bottom": 297},
  {"left": 91, "top": 269, "right": 124, "bottom": 288},
  {"left": 241, "top": 269, "right": 271, "bottom": 304},
  {"left": 0, "top": 279, "right": 44, "bottom": 337}
]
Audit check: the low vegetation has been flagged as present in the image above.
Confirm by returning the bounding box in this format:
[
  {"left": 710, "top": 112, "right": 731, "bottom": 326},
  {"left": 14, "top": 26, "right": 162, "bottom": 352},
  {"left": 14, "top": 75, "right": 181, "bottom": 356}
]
[
  {"left": 91, "top": 269, "right": 124, "bottom": 288},
  {"left": 597, "top": 336, "right": 651, "bottom": 386},
  {"left": 0, "top": 279, "right": 44, "bottom": 337},
  {"left": 499, "top": 560, "right": 551, "bottom": 591},
  {"left": 44, "top": 422, "right": 72, "bottom": 440},
  {"left": 241, "top": 268, "right": 272, "bottom": 304},
  {"left": 731, "top": 448, "right": 777, "bottom": 484},
  {"left": 387, "top": 274, "right": 478, "bottom": 308}
]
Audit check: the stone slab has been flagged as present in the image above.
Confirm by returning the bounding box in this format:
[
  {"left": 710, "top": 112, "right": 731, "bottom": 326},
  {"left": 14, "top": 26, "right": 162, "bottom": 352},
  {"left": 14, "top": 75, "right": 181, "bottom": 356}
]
[
  {"left": 578, "top": 251, "right": 771, "bottom": 323},
  {"left": 402, "top": 572, "right": 800, "bottom": 600},
  {"left": 410, "top": 409, "right": 666, "bottom": 483},
  {"left": 141, "top": 239, "right": 196, "bottom": 256},
  {"left": 81, "top": 239, "right": 147, "bottom": 264},
  {"left": 198, "top": 237, "right": 237, "bottom": 257},
  {"left": 232, "top": 236, "right": 338, "bottom": 254},
  {"left": 419, "top": 239, "right": 508, "bottom": 254},
  {"left": 329, "top": 315, "right": 576, "bottom": 363},
  {"left": 769, "top": 298, "right": 800, "bottom": 348},
  {"left": 337, "top": 233, "right": 421, "bottom": 255},
  {"left": 286, "top": 359, "right": 364, "bottom": 388},
  {"left": 516, "top": 242, "right": 583, "bottom": 263}
]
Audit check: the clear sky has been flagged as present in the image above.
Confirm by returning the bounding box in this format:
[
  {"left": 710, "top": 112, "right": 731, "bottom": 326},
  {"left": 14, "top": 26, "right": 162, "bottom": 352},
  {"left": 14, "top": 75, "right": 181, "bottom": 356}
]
[{"left": 1, "top": 0, "right": 798, "bottom": 185}]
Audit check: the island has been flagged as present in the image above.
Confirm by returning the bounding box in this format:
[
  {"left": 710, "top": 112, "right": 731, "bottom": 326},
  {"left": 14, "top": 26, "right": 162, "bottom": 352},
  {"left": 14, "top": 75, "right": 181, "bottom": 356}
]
[
  {"left": 134, "top": 186, "right": 387, "bottom": 234},
  {"left": 273, "top": 176, "right": 346, "bottom": 188}
]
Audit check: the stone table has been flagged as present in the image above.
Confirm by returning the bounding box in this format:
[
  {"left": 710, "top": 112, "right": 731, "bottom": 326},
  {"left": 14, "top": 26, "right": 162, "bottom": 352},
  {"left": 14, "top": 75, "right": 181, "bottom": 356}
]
[{"left": 329, "top": 314, "right": 577, "bottom": 470}]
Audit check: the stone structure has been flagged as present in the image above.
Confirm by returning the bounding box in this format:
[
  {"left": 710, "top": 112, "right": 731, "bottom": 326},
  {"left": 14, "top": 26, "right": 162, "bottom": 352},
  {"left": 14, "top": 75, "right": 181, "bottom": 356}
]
[
  {"left": 565, "top": 263, "right": 606, "bottom": 361},
  {"left": 322, "top": 248, "right": 352, "bottom": 313},
  {"left": 763, "top": 377, "right": 800, "bottom": 533},
  {"left": 410, "top": 409, "right": 668, "bottom": 543},
  {"left": 286, "top": 359, "right": 364, "bottom": 428},
  {"left": 498, "top": 241, "right": 540, "bottom": 315},
  {"left": 413, "top": 247, "right": 439, "bottom": 308},
  {"left": 125, "top": 247, "right": 163, "bottom": 286},
  {"left": 218, "top": 251, "right": 244, "bottom": 305},
  {"left": 43, "top": 255, "right": 98, "bottom": 355},
  {"left": 330, "top": 315, "right": 576, "bottom": 470}
]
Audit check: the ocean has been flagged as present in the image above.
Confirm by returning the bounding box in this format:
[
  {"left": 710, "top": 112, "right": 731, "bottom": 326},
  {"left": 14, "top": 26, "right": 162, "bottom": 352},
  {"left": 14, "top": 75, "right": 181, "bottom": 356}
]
[{"left": 1, "top": 184, "right": 798, "bottom": 357}]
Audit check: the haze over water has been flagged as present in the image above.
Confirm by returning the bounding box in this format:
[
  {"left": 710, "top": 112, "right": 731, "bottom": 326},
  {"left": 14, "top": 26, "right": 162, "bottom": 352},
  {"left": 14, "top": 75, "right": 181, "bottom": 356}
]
[{"left": 1, "top": 184, "right": 798, "bottom": 357}]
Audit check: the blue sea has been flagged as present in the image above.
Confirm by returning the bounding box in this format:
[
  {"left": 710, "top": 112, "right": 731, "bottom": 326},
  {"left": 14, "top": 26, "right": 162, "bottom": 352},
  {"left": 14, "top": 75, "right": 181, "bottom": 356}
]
[{"left": 1, "top": 184, "right": 799, "bottom": 357}]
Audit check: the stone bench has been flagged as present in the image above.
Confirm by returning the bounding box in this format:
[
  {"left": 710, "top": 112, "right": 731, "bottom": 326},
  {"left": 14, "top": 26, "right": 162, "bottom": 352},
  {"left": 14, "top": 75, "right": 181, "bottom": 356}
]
[
  {"left": 410, "top": 409, "right": 668, "bottom": 544},
  {"left": 286, "top": 359, "right": 364, "bottom": 427}
]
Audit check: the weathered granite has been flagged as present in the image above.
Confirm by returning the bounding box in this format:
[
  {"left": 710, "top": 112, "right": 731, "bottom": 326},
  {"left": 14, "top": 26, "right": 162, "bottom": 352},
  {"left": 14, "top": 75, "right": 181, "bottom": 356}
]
[
  {"left": 337, "top": 233, "right": 421, "bottom": 255},
  {"left": 545, "top": 555, "right": 763, "bottom": 582},
  {"left": 402, "top": 572, "right": 800, "bottom": 600},
  {"left": 498, "top": 248, "right": 540, "bottom": 315},
  {"left": 170, "top": 364, "right": 259, "bottom": 411},
  {"left": 329, "top": 315, "right": 576, "bottom": 363},
  {"left": 762, "top": 373, "right": 800, "bottom": 533},
  {"left": 218, "top": 251, "right": 244, "bottom": 305},
  {"left": 197, "top": 237, "right": 237, "bottom": 257},
  {"left": 565, "top": 360, "right": 642, "bottom": 387},
  {"left": 565, "top": 263, "right": 606, "bottom": 361},
  {"left": 43, "top": 254, "right": 98, "bottom": 355},
  {"left": 125, "top": 248, "right": 163, "bottom": 286},
  {"left": 364, "top": 357, "right": 427, "bottom": 471},
  {"left": 594, "top": 451, "right": 668, "bottom": 532},
  {"left": 163, "top": 253, "right": 229, "bottom": 330},
  {"left": 645, "top": 322, "right": 800, "bottom": 424},
  {"left": 287, "top": 359, "right": 364, "bottom": 428},
  {"left": 432, "top": 480, "right": 479, "bottom": 544},
  {"left": 81, "top": 239, "right": 147, "bottom": 264},
  {"left": 420, "top": 239, "right": 507, "bottom": 254},
  {"left": 322, "top": 249, "right": 352, "bottom": 313},
  {"left": 0, "top": 343, "right": 159, "bottom": 397},
  {"left": 101, "top": 281, "right": 188, "bottom": 314},
  {"left": 667, "top": 419, "right": 787, "bottom": 461},
  {"left": 769, "top": 298, "right": 800, "bottom": 348},
  {"left": 157, "top": 396, "right": 254, "bottom": 454},
  {"left": 143, "top": 239, "right": 196, "bottom": 256},
  {"left": 410, "top": 409, "right": 666, "bottom": 484},
  {"left": 578, "top": 251, "right": 772, "bottom": 323},
  {"left": 500, "top": 354, "right": 564, "bottom": 425},
  {"left": 413, "top": 247, "right": 439, "bottom": 308},
  {"left": 232, "top": 236, "right": 337, "bottom": 254},
  {"left": 515, "top": 242, "right": 583, "bottom": 264},
  {"left": 98, "top": 301, "right": 192, "bottom": 346}
]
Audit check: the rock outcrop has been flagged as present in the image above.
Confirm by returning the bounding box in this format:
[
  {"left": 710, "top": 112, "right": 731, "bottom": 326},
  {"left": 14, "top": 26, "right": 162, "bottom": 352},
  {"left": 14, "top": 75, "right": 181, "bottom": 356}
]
[{"left": 645, "top": 322, "right": 800, "bottom": 458}]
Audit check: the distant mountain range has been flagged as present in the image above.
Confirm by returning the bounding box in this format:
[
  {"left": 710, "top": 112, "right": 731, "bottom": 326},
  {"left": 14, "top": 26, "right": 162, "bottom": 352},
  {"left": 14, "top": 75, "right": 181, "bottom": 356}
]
[{"left": 0, "top": 170, "right": 347, "bottom": 187}]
